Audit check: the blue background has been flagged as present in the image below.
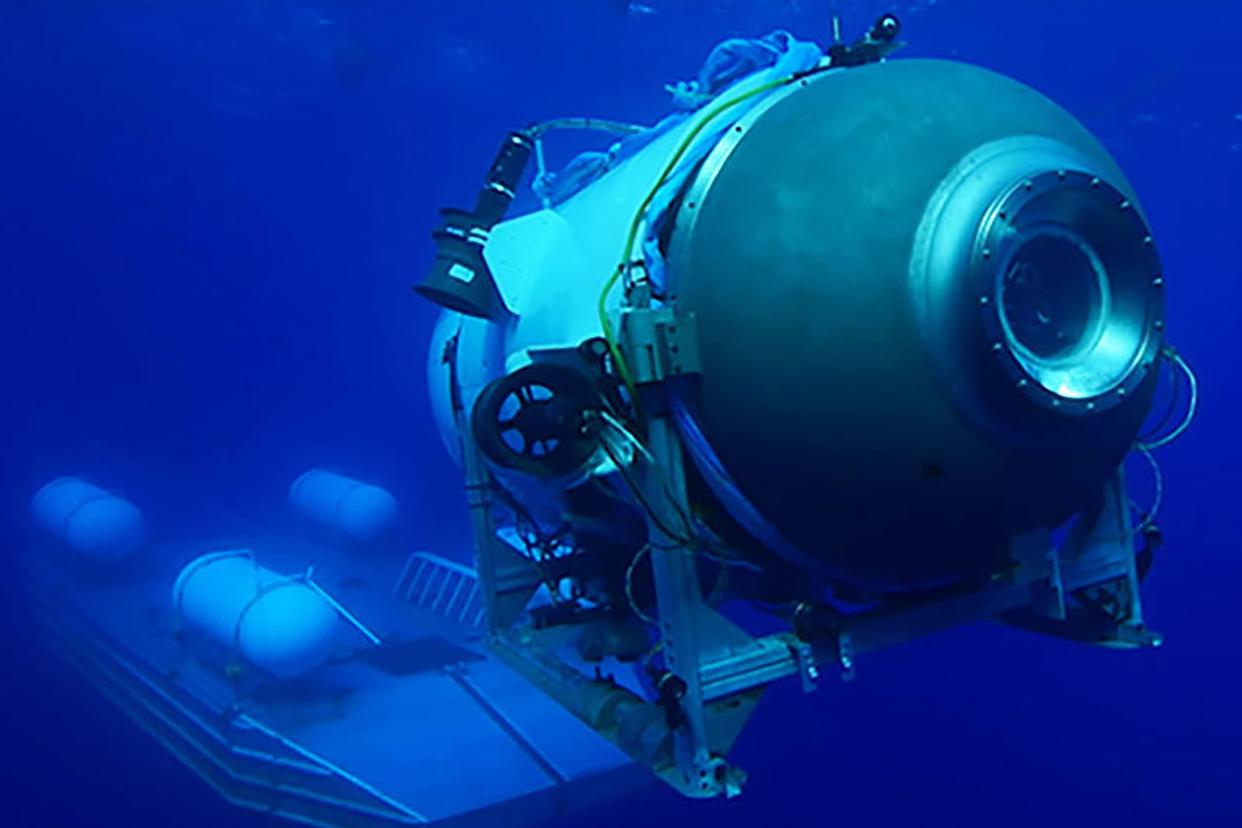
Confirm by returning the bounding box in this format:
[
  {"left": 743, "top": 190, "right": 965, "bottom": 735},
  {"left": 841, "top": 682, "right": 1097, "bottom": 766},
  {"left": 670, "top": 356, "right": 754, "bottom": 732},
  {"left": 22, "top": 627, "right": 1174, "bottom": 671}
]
[{"left": 1, "top": 1, "right": 1239, "bottom": 825}]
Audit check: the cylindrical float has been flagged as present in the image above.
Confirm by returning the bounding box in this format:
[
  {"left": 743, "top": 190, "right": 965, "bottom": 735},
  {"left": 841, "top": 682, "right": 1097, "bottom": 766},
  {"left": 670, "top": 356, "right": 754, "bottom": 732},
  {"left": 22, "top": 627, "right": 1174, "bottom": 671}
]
[
  {"left": 289, "top": 469, "right": 397, "bottom": 541},
  {"left": 173, "top": 550, "right": 339, "bottom": 678},
  {"left": 31, "top": 476, "right": 145, "bottom": 560}
]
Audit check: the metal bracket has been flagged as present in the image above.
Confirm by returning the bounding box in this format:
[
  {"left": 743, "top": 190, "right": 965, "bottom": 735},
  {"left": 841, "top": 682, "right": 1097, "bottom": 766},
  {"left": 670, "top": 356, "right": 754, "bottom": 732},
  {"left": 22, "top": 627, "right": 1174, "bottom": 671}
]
[
  {"left": 998, "top": 467, "right": 1161, "bottom": 647},
  {"left": 618, "top": 305, "right": 703, "bottom": 385},
  {"left": 793, "top": 640, "right": 820, "bottom": 692},
  {"left": 1009, "top": 529, "right": 1066, "bottom": 620},
  {"left": 698, "top": 632, "right": 805, "bottom": 701},
  {"left": 836, "top": 632, "right": 857, "bottom": 682}
]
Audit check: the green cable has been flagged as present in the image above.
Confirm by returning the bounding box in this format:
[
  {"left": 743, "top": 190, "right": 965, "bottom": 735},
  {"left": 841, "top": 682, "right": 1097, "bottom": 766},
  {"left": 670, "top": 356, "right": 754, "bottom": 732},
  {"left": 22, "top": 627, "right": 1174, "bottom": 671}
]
[{"left": 596, "top": 74, "right": 797, "bottom": 408}]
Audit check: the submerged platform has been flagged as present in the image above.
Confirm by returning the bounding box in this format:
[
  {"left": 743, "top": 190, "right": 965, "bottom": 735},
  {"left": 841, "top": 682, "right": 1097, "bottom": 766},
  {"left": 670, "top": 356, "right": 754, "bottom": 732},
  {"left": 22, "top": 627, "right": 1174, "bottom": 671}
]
[{"left": 23, "top": 530, "right": 646, "bottom": 828}]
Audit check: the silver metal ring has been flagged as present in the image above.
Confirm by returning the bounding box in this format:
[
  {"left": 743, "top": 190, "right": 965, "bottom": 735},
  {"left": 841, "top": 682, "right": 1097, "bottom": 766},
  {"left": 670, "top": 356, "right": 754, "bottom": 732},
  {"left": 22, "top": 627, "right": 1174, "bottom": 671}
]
[
  {"left": 910, "top": 135, "right": 1164, "bottom": 427},
  {"left": 973, "top": 169, "right": 1163, "bottom": 413}
]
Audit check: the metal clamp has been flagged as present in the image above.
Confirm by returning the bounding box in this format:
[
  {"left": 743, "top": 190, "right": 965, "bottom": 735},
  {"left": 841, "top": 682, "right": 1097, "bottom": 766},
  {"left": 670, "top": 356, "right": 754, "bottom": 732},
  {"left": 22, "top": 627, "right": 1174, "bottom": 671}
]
[
  {"left": 793, "top": 640, "right": 820, "bottom": 693},
  {"left": 619, "top": 305, "right": 702, "bottom": 385},
  {"left": 836, "top": 632, "right": 856, "bottom": 682}
]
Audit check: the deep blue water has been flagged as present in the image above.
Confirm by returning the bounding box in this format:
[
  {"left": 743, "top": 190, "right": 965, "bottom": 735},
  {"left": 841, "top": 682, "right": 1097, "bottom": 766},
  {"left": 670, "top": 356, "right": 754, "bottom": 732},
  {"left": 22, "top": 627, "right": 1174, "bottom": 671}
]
[{"left": 2, "top": 1, "right": 1240, "bottom": 825}]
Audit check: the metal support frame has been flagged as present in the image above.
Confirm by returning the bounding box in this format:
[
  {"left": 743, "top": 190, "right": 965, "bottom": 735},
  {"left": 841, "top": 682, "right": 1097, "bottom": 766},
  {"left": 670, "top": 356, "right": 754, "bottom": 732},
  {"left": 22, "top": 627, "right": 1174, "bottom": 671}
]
[
  {"left": 452, "top": 292, "right": 1159, "bottom": 799},
  {"left": 794, "top": 466, "right": 1160, "bottom": 668},
  {"left": 460, "top": 427, "right": 544, "bottom": 633},
  {"left": 457, "top": 407, "right": 690, "bottom": 793},
  {"left": 642, "top": 412, "right": 735, "bottom": 795},
  {"left": 995, "top": 468, "right": 1159, "bottom": 648},
  {"left": 618, "top": 296, "right": 763, "bottom": 796}
]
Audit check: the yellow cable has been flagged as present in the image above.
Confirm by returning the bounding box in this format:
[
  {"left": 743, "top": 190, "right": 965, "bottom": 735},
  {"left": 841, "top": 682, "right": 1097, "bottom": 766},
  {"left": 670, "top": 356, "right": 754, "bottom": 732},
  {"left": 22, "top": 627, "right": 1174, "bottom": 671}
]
[{"left": 597, "top": 74, "right": 795, "bottom": 408}]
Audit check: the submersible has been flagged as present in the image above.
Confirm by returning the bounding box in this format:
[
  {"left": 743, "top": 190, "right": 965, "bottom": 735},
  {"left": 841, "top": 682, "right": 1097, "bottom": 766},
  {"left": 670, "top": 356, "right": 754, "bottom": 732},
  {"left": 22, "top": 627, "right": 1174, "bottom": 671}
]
[
  {"left": 417, "top": 13, "right": 1192, "bottom": 796},
  {"left": 21, "top": 13, "right": 1194, "bottom": 826}
]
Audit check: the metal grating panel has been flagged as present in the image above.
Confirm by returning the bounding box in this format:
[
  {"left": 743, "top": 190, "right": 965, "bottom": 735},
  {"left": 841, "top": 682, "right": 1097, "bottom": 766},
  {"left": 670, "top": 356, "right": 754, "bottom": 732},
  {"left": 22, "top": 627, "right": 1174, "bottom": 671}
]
[{"left": 392, "top": 553, "right": 485, "bottom": 629}]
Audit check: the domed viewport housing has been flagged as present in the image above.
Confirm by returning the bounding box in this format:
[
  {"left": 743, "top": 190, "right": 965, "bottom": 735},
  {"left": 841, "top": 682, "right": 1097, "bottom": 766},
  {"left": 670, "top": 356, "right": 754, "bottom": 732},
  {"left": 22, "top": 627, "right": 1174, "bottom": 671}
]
[
  {"left": 979, "top": 168, "right": 1164, "bottom": 413},
  {"left": 916, "top": 136, "right": 1165, "bottom": 427},
  {"left": 671, "top": 63, "right": 1169, "bottom": 588}
]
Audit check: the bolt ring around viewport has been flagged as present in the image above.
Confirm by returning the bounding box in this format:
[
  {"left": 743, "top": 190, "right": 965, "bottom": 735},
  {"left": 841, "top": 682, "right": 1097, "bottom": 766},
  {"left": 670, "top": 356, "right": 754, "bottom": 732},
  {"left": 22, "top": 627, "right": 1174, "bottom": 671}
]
[
  {"left": 910, "top": 136, "right": 1165, "bottom": 434},
  {"left": 972, "top": 168, "right": 1164, "bottom": 415}
]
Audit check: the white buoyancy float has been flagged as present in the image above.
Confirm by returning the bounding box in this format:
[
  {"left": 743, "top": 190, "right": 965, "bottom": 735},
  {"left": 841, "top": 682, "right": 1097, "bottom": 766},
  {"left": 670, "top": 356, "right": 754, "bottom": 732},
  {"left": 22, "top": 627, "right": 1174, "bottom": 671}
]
[
  {"left": 173, "top": 550, "right": 339, "bottom": 677},
  {"left": 289, "top": 469, "right": 397, "bottom": 541},
  {"left": 31, "top": 476, "right": 145, "bottom": 560}
]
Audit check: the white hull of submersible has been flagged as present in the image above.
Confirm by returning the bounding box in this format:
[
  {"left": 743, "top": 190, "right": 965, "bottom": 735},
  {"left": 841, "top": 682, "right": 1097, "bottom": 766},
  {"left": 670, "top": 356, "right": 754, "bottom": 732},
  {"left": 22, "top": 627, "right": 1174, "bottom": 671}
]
[
  {"left": 31, "top": 476, "right": 145, "bottom": 560},
  {"left": 173, "top": 550, "right": 339, "bottom": 678},
  {"left": 425, "top": 68, "right": 787, "bottom": 460}
]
